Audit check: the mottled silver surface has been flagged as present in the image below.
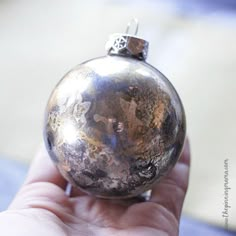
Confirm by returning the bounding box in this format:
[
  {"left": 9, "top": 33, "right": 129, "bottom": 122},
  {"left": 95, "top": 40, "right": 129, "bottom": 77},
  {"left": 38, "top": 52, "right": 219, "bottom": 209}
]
[{"left": 44, "top": 55, "right": 186, "bottom": 199}]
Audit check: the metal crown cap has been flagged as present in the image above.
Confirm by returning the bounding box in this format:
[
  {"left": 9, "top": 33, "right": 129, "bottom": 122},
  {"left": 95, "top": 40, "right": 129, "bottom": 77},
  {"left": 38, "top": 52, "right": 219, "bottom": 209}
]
[{"left": 105, "top": 19, "right": 149, "bottom": 61}]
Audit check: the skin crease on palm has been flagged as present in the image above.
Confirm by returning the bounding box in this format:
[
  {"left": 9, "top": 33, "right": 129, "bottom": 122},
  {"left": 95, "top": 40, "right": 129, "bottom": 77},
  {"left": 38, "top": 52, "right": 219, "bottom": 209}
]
[{"left": 0, "top": 139, "right": 190, "bottom": 236}]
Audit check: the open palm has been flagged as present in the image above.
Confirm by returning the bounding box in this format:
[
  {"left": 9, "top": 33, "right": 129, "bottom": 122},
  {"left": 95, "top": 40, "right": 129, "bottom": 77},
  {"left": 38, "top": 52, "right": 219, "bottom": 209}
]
[{"left": 0, "top": 140, "right": 190, "bottom": 236}]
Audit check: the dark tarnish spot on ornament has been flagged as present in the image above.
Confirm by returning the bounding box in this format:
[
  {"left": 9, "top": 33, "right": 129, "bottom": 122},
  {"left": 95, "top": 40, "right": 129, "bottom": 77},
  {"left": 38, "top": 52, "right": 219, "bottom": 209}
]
[
  {"left": 45, "top": 131, "right": 59, "bottom": 163},
  {"left": 161, "top": 109, "right": 177, "bottom": 145},
  {"left": 46, "top": 132, "right": 53, "bottom": 151},
  {"left": 82, "top": 169, "right": 107, "bottom": 181},
  {"left": 110, "top": 188, "right": 130, "bottom": 197},
  {"left": 82, "top": 170, "right": 95, "bottom": 181},
  {"left": 130, "top": 160, "right": 156, "bottom": 183},
  {"left": 95, "top": 169, "right": 107, "bottom": 178}
]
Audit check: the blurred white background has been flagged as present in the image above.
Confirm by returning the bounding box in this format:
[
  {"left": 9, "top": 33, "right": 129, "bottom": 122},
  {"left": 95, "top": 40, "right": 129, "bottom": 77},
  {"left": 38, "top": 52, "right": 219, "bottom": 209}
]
[{"left": 0, "top": 0, "right": 236, "bottom": 230}]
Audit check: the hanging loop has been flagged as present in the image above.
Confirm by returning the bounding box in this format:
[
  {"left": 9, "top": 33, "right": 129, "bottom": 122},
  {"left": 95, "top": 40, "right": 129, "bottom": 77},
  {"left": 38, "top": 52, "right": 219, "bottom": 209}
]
[{"left": 125, "top": 18, "right": 139, "bottom": 35}]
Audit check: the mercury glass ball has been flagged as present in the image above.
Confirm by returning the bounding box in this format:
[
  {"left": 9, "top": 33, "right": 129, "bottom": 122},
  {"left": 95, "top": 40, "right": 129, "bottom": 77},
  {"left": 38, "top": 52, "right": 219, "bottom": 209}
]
[{"left": 43, "top": 55, "right": 186, "bottom": 199}]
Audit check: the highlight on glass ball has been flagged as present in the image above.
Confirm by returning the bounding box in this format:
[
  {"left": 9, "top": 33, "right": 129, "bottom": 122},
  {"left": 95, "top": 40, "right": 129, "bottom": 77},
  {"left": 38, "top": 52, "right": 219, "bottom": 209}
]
[{"left": 43, "top": 20, "right": 186, "bottom": 199}]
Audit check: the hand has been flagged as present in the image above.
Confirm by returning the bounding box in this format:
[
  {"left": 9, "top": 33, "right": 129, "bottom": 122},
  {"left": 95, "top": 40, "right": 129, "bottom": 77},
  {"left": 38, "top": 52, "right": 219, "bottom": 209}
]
[{"left": 0, "top": 140, "right": 190, "bottom": 236}]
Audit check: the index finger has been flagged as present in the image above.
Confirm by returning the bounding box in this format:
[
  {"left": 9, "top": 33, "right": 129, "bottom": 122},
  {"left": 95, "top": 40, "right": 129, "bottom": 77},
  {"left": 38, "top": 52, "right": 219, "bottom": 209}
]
[{"left": 23, "top": 143, "right": 67, "bottom": 190}]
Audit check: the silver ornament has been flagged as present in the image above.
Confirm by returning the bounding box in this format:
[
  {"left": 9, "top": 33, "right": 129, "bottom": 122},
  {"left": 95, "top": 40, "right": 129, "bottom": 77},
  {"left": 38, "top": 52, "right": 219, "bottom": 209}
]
[{"left": 43, "top": 20, "right": 186, "bottom": 199}]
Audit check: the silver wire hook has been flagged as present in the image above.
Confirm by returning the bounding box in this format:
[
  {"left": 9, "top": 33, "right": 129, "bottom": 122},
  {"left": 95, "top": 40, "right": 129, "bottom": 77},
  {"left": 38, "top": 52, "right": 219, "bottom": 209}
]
[{"left": 125, "top": 18, "right": 139, "bottom": 35}]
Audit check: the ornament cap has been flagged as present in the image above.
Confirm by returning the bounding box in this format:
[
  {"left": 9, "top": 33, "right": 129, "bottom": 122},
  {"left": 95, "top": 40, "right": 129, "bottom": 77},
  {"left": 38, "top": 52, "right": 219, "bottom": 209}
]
[{"left": 105, "top": 19, "right": 149, "bottom": 61}]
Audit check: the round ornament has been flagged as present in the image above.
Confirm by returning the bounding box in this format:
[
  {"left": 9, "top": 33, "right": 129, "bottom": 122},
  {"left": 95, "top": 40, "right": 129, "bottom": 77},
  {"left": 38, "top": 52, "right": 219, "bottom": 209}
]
[{"left": 43, "top": 20, "right": 186, "bottom": 199}]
